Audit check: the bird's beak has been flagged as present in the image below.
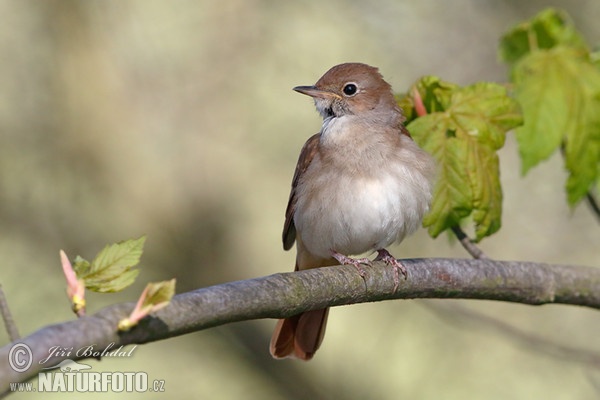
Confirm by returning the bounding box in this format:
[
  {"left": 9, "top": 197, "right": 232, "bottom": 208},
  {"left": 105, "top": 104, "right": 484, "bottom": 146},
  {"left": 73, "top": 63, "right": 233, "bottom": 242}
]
[{"left": 293, "top": 85, "right": 340, "bottom": 99}]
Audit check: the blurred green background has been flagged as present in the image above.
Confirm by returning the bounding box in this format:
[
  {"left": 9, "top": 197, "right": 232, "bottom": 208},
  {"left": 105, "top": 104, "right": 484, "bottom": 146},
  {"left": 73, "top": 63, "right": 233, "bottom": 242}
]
[{"left": 1, "top": 0, "right": 599, "bottom": 399}]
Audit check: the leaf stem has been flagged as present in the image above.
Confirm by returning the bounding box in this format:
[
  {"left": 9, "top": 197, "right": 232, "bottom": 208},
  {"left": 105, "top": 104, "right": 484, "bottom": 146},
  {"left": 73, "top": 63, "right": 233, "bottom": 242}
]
[
  {"left": 451, "top": 225, "right": 489, "bottom": 259},
  {"left": 586, "top": 191, "right": 600, "bottom": 223}
]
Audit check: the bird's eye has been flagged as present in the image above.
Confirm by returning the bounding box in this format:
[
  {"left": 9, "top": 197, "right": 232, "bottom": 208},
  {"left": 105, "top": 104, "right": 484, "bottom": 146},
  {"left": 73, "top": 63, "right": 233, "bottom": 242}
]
[{"left": 342, "top": 83, "right": 358, "bottom": 96}]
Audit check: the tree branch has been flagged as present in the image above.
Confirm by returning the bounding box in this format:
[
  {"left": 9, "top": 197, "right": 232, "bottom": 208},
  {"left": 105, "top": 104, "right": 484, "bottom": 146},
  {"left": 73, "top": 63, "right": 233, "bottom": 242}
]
[
  {"left": 0, "top": 286, "right": 19, "bottom": 342},
  {"left": 1, "top": 257, "right": 600, "bottom": 394}
]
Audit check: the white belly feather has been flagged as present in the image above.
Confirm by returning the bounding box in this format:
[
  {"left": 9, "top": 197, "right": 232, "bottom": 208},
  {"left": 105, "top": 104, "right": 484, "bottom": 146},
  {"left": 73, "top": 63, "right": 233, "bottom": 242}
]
[{"left": 293, "top": 133, "right": 434, "bottom": 258}]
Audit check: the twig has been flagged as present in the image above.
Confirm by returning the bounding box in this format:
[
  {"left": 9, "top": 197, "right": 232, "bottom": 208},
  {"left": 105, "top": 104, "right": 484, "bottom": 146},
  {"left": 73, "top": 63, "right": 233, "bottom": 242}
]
[
  {"left": 421, "top": 301, "right": 600, "bottom": 367},
  {"left": 0, "top": 285, "right": 19, "bottom": 341},
  {"left": 587, "top": 191, "right": 600, "bottom": 223},
  {"left": 451, "top": 225, "right": 489, "bottom": 259}
]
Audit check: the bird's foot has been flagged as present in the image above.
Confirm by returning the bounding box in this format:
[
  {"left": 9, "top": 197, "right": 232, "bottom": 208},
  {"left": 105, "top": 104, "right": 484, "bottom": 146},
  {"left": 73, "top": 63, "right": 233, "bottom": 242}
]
[
  {"left": 374, "top": 249, "right": 407, "bottom": 292},
  {"left": 331, "top": 251, "right": 372, "bottom": 278}
]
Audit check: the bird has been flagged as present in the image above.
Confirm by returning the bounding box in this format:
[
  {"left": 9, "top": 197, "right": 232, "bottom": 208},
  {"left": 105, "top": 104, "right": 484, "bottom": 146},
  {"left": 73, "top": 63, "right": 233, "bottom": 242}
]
[{"left": 269, "top": 63, "right": 436, "bottom": 360}]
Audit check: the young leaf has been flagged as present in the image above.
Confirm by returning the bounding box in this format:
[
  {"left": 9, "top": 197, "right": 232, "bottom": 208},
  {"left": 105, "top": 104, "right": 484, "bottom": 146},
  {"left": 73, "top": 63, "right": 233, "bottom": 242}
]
[
  {"left": 499, "top": 8, "right": 586, "bottom": 66},
  {"left": 72, "top": 255, "right": 91, "bottom": 276},
  {"left": 510, "top": 47, "right": 600, "bottom": 204},
  {"left": 564, "top": 61, "right": 600, "bottom": 205},
  {"left": 397, "top": 77, "right": 458, "bottom": 124},
  {"left": 60, "top": 250, "right": 86, "bottom": 317},
  {"left": 78, "top": 236, "right": 146, "bottom": 293},
  {"left": 501, "top": 8, "right": 600, "bottom": 206},
  {"left": 563, "top": 87, "right": 600, "bottom": 205},
  {"left": 118, "top": 279, "right": 176, "bottom": 331},
  {"left": 402, "top": 77, "right": 523, "bottom": 240}
]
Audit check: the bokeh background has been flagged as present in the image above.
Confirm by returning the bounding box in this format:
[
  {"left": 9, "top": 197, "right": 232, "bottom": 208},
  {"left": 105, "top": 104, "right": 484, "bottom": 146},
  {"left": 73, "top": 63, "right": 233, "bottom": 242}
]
[{"left": 1, "top": 1, "right": 599, "bottom": 399}]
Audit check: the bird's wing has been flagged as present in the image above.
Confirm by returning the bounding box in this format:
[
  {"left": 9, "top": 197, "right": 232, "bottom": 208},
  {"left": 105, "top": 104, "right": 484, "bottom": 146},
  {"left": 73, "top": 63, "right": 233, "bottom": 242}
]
[{"left": 282, "top": 133, "right": 321, "bottom": 250}]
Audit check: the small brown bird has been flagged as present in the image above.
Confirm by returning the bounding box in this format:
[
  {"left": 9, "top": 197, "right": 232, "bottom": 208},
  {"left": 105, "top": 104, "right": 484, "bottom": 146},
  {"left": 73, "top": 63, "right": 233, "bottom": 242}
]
[{"left": 270, "top": 63, "right": 436, "bottom": 360}]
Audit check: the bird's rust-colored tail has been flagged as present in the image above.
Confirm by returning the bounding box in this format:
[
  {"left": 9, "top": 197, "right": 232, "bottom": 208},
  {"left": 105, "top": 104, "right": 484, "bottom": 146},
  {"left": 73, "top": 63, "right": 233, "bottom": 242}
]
[
  {"left": 269, "top": 307, "right": 329, "bottom": 360},
  {"left": 270, "top": 239, "right": 337, "bottom": 360}
]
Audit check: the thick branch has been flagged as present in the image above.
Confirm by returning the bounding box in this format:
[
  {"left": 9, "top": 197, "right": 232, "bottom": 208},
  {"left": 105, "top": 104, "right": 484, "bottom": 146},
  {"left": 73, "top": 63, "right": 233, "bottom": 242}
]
[{"left": 1, "top": 257, "right": 600, "bottom": 393}]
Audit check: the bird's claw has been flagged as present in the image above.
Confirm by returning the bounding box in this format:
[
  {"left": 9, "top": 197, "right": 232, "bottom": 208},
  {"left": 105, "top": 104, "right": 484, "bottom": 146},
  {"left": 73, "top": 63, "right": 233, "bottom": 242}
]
[
  {"left": 331, "top": 251, "right": 372, "bottom": 278},
  {"left": 375, "top": 249, "right": 407, "bottom": 292}
]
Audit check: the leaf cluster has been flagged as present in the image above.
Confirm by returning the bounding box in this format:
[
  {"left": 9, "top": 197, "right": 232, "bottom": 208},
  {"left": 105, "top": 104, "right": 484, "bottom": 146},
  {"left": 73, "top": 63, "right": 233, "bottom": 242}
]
[
  {"left": 398, "top": 8, "right": 599, "bottom": 243},
  {"left": 61, "top": 236, "right": 175, "bottom": 328},
  {"left": 73, "top": 236, "right": 146, "bottom": 293},
  {"left": 500, "top": 8, "right": 600, "bottom": 205},
  {"left": 397, "top": 78, "right": 522, "bottom": 240}
]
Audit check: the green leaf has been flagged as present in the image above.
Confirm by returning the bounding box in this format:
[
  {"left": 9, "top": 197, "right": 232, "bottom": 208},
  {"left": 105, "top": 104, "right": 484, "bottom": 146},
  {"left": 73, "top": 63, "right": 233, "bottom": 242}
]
[
  {"left": 397, "top": 76, "right": 458, "bottom": 124},
  {"left": 511, "top": 48, "right": 571, "bottom": 172},
  {"left": 468, "top": 140, "right": 503, "bottom": 239},
  {"left": 407, "top": 78, "right": 522, "bottom": 240},
  {"left": 511, "top": 46, "right": 600, "bottom": 203},
  {"left": 500, "top": 8, "right": 600, "bottom": 206},
  {"left": 118, "top": 279, "right": 176, "bottom": 331},
  {"left": 564, "top": 87, "right": 600, "bottom": 205},
  {"left": 72, "top": 255, "right": 91, "bottom": 276},
  {"left": 591, "top": 51, "right": 600, "bottom": 69},
  {"left": 139, "top": 279, "right": 176, "bottom": 311},
  {"left": 413, "top": 76, "right": 458, "bottom": 113},
  {"left": 499, "top": 8, "right": 586, "bottom": 66},
  {"left": 77, "top": 236, "right": 146, "bottom": 293},
  {"left": 450, "top": 82, "right": 524, "bottom": 149}
]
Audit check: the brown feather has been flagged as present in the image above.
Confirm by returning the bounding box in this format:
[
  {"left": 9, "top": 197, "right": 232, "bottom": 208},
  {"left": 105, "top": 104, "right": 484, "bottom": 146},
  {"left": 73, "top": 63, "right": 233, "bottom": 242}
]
[
  {"left": 282, "top": 133, "right": 321, "bottom": 250},
  {"left": 399, "top": 122, "right": 412, "bottom": 138},
  {"left": 270, "top": 237, "right": 337, "bottom": 360},
  {"left": 270, "top": 309, "right": 329, "bottom": 360}
]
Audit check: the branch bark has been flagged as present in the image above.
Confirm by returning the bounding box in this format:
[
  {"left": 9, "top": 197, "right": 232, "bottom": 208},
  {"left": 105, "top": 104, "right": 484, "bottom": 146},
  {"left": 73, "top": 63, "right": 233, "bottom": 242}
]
[{"left": 1, "top": 257, "right": 600, "bottom": 394}]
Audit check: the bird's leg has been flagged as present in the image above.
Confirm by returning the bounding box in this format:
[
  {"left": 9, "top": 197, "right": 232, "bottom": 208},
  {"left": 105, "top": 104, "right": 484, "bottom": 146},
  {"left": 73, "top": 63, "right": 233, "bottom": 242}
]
[
  {"left": 331, "top": 250, "right": 372, "bottom": 278},
  {"left": 374, "top": 249, "right": 407, "bottom": 292}
]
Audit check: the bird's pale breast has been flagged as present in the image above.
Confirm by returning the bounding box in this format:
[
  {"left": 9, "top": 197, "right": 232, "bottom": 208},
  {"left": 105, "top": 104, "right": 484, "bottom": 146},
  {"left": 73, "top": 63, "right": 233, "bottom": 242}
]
[{"left": 294, "top": 132, "right": 434, "bottom": 258}]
